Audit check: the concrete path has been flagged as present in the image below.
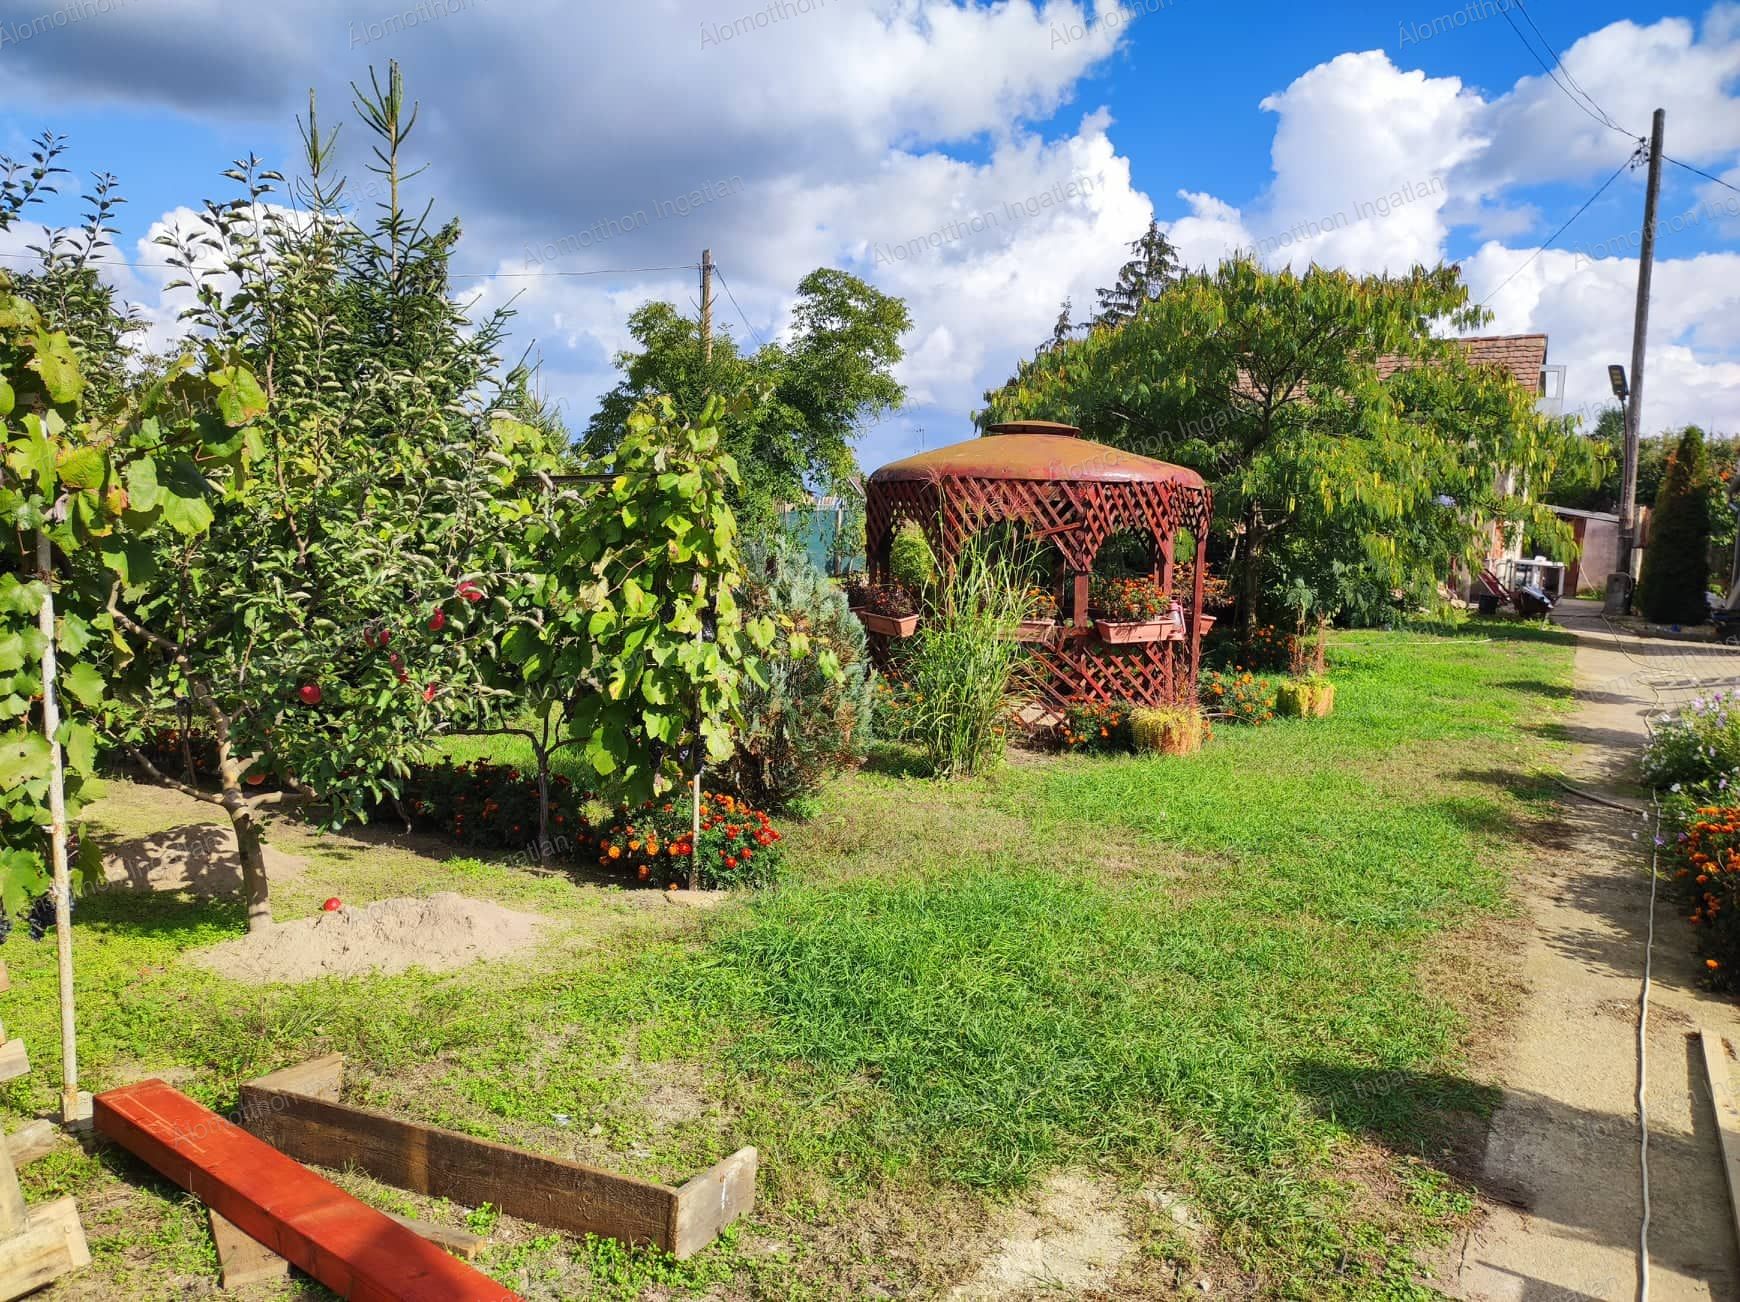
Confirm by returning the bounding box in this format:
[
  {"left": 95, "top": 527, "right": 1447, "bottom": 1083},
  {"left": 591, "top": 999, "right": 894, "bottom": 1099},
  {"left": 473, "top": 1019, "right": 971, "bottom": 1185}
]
[{"left": 1451, "top": 600, "right": 1740, "bottom": 1302}]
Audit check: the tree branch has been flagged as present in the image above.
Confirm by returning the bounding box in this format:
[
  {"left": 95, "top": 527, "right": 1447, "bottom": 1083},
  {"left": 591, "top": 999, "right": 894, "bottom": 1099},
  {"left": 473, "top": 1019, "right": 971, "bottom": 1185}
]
[{"left": 122, "top": 743, "right": 224, "bottom": 806}]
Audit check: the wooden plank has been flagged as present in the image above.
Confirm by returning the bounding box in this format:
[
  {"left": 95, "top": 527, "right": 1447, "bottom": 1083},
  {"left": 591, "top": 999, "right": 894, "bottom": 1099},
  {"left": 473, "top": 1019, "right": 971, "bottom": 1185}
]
[
  {"left": 0, "top": 1127, "right": 25, "bottom": 1238},
  {"left": 0, "top": 1042, "right": 27, "bottom": 1087},
  {"left": 1701, "top": 1028, "right": 1740, "bottom": 1256},
  {"left": 95, "top": 1079, "right": 520, "bottom": 1302},
  {"left": 672, "top": 1147, "right": 757, "bottom": 1259},
  {"left": 0, "top": 1197, "right": 89, "bottom": 1301},
  {"left": 249, "top": 1054, "right": 343, "bottom": 1103},
  {"left": 0, "top": 962, "right": 10, "bottom": 995},
  {"left": 385, "top": 1213, "right": 486, "bottom": 1261},
  {"left": 6, "top": 1120, "right": 60, "bottom": 1169},
  {"left": 240, "top": 1080, "right": 679, "bottom": 1253},
  {"left": 208, "top": 1210, "right": 287, "bottom": 1290}
]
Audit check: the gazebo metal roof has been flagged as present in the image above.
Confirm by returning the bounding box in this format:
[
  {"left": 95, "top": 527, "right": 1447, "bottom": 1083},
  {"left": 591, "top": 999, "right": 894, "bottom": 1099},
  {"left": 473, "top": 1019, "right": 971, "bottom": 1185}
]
[{"left": 868, "top": 424, "right": 1206, "bottom": 490}]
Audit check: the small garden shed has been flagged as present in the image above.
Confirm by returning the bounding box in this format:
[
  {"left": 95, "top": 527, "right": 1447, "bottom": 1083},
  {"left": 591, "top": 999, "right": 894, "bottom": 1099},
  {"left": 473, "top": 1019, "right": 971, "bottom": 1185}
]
[{"left": 864, "top": 421, "right": 1215, "bottom": 712}]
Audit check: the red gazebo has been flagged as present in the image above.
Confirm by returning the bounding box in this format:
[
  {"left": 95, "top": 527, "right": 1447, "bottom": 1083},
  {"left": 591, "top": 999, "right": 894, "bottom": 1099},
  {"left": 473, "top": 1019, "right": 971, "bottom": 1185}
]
[{"left": 864, "top": 421, "right": 1214, "bottom": 713}]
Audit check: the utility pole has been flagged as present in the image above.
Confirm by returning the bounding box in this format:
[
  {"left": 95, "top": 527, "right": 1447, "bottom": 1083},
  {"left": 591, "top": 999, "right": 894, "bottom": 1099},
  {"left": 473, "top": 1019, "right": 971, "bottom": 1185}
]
[
  {"left": 699, "top": 248, "right": 714, "bottom": 365},
  {"left": 1614, "top": 109, "right": 1665, "bottom": 610}
]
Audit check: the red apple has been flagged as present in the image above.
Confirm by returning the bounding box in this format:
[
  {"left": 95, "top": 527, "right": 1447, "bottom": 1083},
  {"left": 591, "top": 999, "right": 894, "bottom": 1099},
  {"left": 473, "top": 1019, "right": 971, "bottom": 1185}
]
[
  {"left": 428, "top": 608, "right": 447, "bottom": 632},
  {"left": 456, "top": 579, "right": 485, "bottom": 604},
  {"left": 321, "top": 897, "right": 342, "bottom": 912},
  {"left": 422, "top": 682, "right": 437, "bottom": 703},
  {"left": 297, "top": 683, "right": 322, "bottom": 706},
  {"left": 375, "top": 628, "right": 392, "bottom": 648}
]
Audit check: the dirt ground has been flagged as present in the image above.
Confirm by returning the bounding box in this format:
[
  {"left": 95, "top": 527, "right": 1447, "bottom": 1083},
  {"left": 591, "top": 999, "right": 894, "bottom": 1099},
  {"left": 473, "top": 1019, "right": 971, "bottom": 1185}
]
[{"left": 1449, "top": 600, "right": 1740, "bottom": 1301}]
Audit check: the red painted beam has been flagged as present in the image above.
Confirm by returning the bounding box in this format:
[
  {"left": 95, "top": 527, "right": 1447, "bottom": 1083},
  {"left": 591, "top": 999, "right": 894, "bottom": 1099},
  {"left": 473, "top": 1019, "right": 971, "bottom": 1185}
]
[{"left": 96, "top": 1080, "right": 520, "bottom": 1302}]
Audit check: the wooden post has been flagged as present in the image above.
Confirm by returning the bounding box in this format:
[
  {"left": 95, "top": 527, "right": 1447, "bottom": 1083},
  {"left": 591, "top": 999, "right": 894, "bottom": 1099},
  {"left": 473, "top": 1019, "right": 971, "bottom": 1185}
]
[
  {"left": 700, "top": 249, "right": 714, "bottom": 365},
  {"left": 1072, "top": 572, "right": 1090, "bottom": 629},
  {"left": 33, "top": 531, "right": 79, "bottom": 1125}
]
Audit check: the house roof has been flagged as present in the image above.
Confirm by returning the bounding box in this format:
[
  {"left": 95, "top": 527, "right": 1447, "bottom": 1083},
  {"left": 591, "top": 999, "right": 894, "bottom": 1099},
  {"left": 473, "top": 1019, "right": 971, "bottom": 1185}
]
[
  {"left": 1376, "top": 334, "right": 1550, "bottom": 393},
  {"left": 870, "top": 424, "right": 1206, "bottom": 489}
]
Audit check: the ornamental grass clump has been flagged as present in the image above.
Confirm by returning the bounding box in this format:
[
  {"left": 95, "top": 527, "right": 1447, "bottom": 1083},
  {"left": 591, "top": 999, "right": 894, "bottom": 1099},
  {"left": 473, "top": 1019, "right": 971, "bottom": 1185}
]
[
  {"left": 1641, "top": 691, "right": 1740, "bottom": 790},
  {"left": 897, "top": 547, "right": 1031, "bottom": 777},
  {"left": 1130, "top": 704, "right": 1207, "bottom": 755}
]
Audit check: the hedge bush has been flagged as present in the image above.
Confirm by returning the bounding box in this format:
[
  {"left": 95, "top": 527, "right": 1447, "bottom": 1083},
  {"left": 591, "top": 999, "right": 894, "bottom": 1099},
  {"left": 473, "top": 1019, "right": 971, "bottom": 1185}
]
[{"left": 725, "top": 540, "right": 873, "bottom": 811}]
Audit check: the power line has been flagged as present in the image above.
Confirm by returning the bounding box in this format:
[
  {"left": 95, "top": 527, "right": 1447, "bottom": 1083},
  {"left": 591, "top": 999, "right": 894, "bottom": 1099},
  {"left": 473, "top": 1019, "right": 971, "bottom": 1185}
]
[
  {"left": 1663, "top": 154, "right": 1740, "bottom": 198},
  {"left": 1478, "top": 151, "right": 1638, "bottom": 306},
  {"left": 1497, "top": 1, "right": 1635, "bottom": 139},
  {"left": 713, "top": 266, "right": 767, "bottom": 350},
  {"left": 1510, "top": 0, "right": 1631, "bottom": 136}
]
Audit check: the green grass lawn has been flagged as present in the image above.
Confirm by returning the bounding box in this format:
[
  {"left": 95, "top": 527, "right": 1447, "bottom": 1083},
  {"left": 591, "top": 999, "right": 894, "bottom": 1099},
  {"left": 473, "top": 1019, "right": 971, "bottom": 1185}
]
[{"left": 0, "top": 618, "right": 1574, "bottom": 1299}]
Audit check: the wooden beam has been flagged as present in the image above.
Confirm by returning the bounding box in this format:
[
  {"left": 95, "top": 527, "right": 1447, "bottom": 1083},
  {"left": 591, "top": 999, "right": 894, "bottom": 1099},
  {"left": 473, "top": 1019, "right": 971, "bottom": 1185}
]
[
  {"left": 1702, "top": 1028, "right": 1740, "bottom": 1257},
  {"left": 241, "top": 1080, "right": 676, "bottom": 1251},
  {"left": 5, "top": 1121, "right": 59, "bottom": 1170},
  {"left": 386, "top": 1214, "right": 487, "bottom": 1261},
  {"left": 0, "top": 1198, "right": 89, "bottom": 1300},
  {"left": 208, "top": 1210, "right": 287, "bottom": 1290},
  {"left": 240, "top": 1057, "right": 755, "bottom": 1259},
  {"left": 95, "top": 1079, "right": 520, "bottom": 1302},
  {"left": 673, "top": 1146, "right": 757, "bottom": 1259},
  {"left": 0, "top": 1044, "right": 27, "bottom": 1087}
]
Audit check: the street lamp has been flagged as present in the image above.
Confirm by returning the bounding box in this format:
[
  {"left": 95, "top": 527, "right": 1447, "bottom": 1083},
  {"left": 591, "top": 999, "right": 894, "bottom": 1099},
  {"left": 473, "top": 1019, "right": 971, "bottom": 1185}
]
[{"left": 1608, "top": 364, "right": 1629, "bottom": 403}]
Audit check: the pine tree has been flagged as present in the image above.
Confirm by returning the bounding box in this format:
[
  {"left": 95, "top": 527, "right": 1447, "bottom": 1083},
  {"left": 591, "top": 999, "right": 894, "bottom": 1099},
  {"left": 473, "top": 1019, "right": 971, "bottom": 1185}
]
[
  {"left": 1036, "top": 298, "right": 1073, "bottom": 357},
  {"left": 1636, "top": 425, "right": 1713, "bottom": 625},
  {"left": 1094, "top": 220, "right": 1180, "bottom": 327}
]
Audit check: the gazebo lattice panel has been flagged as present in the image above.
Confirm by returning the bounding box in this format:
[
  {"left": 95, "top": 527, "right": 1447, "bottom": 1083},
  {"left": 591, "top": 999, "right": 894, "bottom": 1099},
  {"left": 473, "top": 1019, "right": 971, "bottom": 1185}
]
[{"left": 862, "top": 422, "right": 1214, "bottom": 713}]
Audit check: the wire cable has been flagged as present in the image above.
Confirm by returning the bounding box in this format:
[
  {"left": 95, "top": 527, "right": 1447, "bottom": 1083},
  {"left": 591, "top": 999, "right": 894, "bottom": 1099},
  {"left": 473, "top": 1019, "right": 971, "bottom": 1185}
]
[
  {"left": 1508, "top": 0, "right": 1634, "bottom": 137},
  {"left": 1663, "top": 155, "right": 1740, "bottom": 199},
  {"left": 1477, "top": 152, "right": 1639, "bottom": 305},
  {"left": 713, "top": 266, "right": 768, "bottom": 351}
]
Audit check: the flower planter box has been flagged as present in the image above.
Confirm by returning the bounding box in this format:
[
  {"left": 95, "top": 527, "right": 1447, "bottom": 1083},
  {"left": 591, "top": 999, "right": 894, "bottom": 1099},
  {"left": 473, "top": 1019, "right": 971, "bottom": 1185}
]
[
  {"left": 1014, "top": 618, "right": 1058, "bottom": 644},
  {"left": 1092, "top": 618, "right": 1168, "bottom": 645},
  {"left": 854, "top": 609, "right": 919, "bottom": 639},
  {"left": 1093, "top": 608, "right": 1184, "bottom": 645}
]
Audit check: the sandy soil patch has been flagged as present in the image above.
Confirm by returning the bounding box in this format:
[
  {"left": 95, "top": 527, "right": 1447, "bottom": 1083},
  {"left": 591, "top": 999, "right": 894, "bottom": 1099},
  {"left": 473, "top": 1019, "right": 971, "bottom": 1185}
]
[
  {"left": 191, "top": 891, "right": 547, "bottom": 983},
  {"left": 949, "top": 1172, "right": 1133, "bottom": 1300}
]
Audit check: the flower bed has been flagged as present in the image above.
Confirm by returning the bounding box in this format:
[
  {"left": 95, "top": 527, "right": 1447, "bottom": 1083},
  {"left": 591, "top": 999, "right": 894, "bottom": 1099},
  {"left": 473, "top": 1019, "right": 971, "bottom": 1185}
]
[
  {"left": 398, "top": 760, "right": 782, "bottom": 889},
  {"left": 1059, "top": 700, "right": 1132, "bottom": 753},
  {"left": 1642, "top": 690, "right": 1740, "bottom": 790},
  {"left": 1667, "top": 806, "right": 1740, "bottom": 990},
  {"left": 1200, "top": 670, "right": 1276, "bottom": 725}
]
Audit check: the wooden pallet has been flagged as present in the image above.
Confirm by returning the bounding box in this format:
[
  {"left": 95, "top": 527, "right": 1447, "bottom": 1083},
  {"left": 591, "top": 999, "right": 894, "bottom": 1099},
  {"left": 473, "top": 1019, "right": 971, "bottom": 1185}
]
[
  {"left": 0, "top": 963, "right": 90, "bottom": 1300},
  {"left": 239, "top": 1055, "right": 756, "bottom": 1259},
  {"left": 95, "top": 1078, "right": 520, "bottom": 1301}
]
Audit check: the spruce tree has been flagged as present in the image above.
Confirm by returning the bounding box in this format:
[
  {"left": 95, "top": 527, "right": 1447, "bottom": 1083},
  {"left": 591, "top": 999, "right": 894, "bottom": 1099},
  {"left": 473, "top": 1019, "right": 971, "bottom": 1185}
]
[
  {"left": 1094, "top": 220, "right": 1180, "bottom": 327},
  {"left": 1636, "top": 425, "right": 1713, "bottom": 625}
]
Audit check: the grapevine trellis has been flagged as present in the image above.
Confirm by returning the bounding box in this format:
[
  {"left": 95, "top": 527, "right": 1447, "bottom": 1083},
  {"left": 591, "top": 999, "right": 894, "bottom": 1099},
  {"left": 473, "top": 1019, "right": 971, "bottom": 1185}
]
[{"left": 864, "top": 421, "right": 1214, "bottom": 713}]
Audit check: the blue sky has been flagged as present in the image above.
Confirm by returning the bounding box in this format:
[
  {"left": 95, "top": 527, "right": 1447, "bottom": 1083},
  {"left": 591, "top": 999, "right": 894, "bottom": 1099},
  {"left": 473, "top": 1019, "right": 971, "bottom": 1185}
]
[{"left": 2, "top": 0, "right": 1737, "bottom": 473}]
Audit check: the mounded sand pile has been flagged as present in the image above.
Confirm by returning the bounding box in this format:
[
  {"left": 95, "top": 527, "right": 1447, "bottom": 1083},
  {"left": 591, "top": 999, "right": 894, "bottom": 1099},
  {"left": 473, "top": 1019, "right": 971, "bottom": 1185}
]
[{"left": 192, "top": 891, "right": 547, "bottom": 984}]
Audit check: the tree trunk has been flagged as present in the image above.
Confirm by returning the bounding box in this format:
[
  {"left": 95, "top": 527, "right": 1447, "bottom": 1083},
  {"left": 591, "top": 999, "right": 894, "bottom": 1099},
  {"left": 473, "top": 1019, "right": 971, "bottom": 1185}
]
[
  {"left": 215, "top": 738, "right": 271, "bottom": 932},
  {"left": 1238, "top": 501, "right": 1267, "bottom": 647},
  {"left": 227, "top": 800, "right": 273, "bottom": 934},
  {"left": 533, "top": 742, "right": 551, "bottom": 866}
]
